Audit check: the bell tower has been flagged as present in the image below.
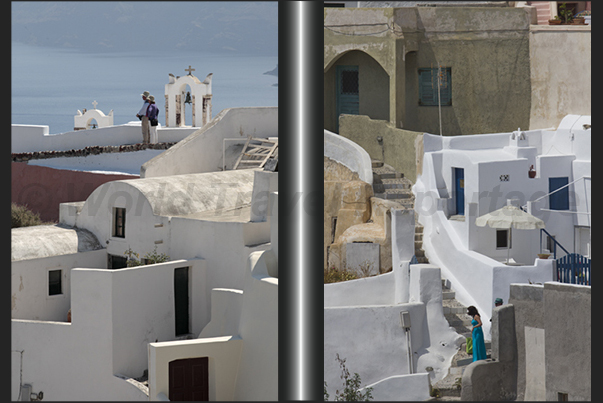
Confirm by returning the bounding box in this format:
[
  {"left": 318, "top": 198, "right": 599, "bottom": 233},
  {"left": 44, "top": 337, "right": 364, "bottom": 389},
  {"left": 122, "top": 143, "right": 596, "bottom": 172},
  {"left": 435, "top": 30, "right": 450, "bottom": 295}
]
[{"left": 164, "top": 66, "right": 212, "bottom": 127}]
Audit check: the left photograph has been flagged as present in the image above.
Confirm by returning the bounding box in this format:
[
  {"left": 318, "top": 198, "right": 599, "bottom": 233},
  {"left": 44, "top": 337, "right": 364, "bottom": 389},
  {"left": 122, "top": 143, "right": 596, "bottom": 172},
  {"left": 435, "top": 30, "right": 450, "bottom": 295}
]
[{"left": 11, "top": 2, "right": 278, "bottom": 401}]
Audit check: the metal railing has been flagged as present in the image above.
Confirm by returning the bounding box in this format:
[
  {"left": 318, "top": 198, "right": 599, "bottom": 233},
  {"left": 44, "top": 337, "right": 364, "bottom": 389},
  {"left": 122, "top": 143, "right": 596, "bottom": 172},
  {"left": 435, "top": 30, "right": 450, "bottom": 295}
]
[{"left": 540, "top": 228, "right": 569, "bottom": 260}]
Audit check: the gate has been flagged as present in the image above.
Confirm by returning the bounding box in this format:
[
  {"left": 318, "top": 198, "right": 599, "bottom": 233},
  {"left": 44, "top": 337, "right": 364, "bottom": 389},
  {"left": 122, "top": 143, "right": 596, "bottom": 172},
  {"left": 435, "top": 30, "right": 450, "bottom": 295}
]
[{"left": 556, "top": 253, "right": 591, "bottom": 286}]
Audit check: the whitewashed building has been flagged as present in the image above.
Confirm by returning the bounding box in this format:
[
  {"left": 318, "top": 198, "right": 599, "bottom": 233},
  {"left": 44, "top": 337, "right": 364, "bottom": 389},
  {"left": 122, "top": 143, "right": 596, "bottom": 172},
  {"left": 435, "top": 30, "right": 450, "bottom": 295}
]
[
  {"left": 12, "top": 107, "right": 278, "bottom": 400},
  {"left": 413, "top": 114, "right": 591, "bottom": 335}
]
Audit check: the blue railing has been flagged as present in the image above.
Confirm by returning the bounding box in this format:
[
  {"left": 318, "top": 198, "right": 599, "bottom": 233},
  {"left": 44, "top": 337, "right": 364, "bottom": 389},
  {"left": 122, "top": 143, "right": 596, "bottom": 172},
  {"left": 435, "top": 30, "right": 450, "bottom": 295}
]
[
  {"left": 540, "top": 228, "right": 569, "bottom": 260},
  {"left": 556, "top": 253, "right": 591, "bottom": 286}
]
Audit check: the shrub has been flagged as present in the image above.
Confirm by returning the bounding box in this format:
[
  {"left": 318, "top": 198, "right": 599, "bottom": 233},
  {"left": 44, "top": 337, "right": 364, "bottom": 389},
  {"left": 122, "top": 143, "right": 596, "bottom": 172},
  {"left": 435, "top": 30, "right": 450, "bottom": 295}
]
[
  {"left": 324, "top": 266, "right": 359, "bottom": 284},
  {"left": 324, "top": 354, "right": 373, "bottom": 401},
  {"left": 11, "top": 203, "right": 43, "bottom": 228},
  {"left": 124, "top": 246, "right": 170, "bottom": 267}
]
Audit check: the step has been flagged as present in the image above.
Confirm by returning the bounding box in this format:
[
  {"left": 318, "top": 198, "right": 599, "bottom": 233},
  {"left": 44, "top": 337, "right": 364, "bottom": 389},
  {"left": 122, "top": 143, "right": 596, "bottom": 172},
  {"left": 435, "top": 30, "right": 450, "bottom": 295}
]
[
  {"left": 371, "top": 159, "right": 384, "bottom": 168},
  {"left": 374, "top": 189, "right": 414, "bottom": 200},
  {"left": 415, "top": 225, "right": 423, "bottom": 233},
  {"left": 372, "top": 167, "right": 402, "bottom": 180},
  {"left": 381, "top": 177, "right": 412, "bottom": 189},
  {"left": 442, "top": 291, "right": 456, "bottom": 300}
]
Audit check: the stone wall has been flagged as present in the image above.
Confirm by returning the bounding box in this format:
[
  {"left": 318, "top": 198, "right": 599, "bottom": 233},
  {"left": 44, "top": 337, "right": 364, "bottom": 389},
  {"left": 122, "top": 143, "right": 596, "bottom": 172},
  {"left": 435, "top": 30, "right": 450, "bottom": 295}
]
[
  {"left": 324, "top": 6, "right": 533, "bottom": 135},
  {"left": 528, "top": 25, "right": 591, "bottom": 130},
  {"left": 339, "top": 114, "right": 422, "bottom": 182},
  {"left": 462, "top": 282, "right": 591, "bottom": 401}
]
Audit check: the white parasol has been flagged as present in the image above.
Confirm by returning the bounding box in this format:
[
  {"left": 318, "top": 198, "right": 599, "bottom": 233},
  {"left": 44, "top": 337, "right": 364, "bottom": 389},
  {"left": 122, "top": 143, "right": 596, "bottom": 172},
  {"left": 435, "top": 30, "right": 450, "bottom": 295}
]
[{"left": 475, "top": 203, "right": 545, "bottom": 264}]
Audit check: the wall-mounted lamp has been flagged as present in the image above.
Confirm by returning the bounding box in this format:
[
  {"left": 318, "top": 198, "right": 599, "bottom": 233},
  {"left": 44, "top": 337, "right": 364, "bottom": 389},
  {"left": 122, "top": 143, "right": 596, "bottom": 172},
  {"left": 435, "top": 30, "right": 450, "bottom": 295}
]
[{"left": 400, "top": 311, "right": 414, "bottom": 374}]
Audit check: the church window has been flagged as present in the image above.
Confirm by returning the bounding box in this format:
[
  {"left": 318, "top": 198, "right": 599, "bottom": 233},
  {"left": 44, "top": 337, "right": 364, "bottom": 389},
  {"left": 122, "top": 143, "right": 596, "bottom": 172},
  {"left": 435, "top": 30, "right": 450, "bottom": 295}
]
[
  {"left": 113, "top": 207, "right": 126, "bottom": 238},
  {"left": 48, "top": 269, "right": 62, "bottom": 296}
]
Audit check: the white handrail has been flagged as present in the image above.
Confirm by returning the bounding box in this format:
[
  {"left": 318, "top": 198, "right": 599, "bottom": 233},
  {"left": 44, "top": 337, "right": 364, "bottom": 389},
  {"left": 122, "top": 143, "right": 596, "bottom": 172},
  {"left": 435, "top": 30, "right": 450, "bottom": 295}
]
[{"left": 522, "top": 176, "right": 590, "bottom": 208}]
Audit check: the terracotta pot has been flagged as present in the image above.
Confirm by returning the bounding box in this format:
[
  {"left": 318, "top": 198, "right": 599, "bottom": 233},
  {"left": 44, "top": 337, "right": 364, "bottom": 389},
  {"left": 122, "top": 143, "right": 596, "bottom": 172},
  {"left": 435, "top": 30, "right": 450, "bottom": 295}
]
[{"left": 549, "top": 19, "right": 562, "bottom": 25}]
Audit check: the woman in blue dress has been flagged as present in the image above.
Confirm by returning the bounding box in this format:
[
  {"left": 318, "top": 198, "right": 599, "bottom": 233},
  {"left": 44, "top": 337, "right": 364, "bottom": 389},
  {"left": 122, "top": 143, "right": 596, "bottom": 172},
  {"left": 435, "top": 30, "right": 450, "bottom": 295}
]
[{"left": 467, "top": 306, "right": 487, "bottom": 361}]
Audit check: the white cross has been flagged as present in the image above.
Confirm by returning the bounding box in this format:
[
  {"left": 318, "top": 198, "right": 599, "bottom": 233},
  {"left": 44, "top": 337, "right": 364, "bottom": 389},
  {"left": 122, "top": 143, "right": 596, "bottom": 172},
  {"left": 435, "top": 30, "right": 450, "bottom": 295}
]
[
  {"left": 92, "top": 100, "right": 98, "bottom": 109},
  {"left": 185, "top": 65, "right": 195, "bottom": 75}
]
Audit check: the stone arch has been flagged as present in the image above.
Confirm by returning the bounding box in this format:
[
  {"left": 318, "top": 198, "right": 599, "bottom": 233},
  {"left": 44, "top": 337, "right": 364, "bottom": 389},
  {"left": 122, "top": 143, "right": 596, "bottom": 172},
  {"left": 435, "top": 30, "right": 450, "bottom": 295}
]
[
  {"left": 164, "top": 70, "right": 213, "bottom": 128},
  {"left": 324, "top": 49, "right": 391, "bottom": 133}
]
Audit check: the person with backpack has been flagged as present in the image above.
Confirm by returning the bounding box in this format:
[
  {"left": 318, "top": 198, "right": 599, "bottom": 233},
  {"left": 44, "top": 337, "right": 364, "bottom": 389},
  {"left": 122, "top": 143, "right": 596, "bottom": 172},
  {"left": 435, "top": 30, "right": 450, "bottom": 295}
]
[
  {"left": 136, "top": 91, "right": 151, "bottom": 144},
  {"left": 146, "top": 95, "right": 160, "bottom": 144}
]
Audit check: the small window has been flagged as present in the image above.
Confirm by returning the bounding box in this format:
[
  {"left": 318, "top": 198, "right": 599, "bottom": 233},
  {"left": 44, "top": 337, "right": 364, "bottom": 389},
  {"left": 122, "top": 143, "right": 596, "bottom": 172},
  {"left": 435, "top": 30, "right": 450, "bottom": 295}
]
[
  {"left": 113, "top": 207, "right": 126, "bottom": 238},
  {"left": 340, "top": 70, "right": 359, "bottom": 95},
  {"left": 496, "top": 229, "right": 511, "bottom": 249},
  {"left": 558, "top": 392, "right": 569, "bottom": 401},
  {"left": 49, "top": 269, "right": 62, "bottom": 296},
  {"left": 419, "top": 67, "right": 452, "bottom": 106}
]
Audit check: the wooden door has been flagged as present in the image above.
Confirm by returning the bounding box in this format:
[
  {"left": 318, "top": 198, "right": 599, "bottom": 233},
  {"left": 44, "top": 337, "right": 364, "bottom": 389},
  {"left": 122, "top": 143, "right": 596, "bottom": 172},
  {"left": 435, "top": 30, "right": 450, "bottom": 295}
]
[
  {"left": 336, "top": 65, "right": 359, "bottom": 131},
  {"left": 454, "top": 168, "right": 465, "bottom": 216},
  {"left": 174, "top": 267, "right": 189, "bottom": 336},
  {"left": 169, "top": 357, "right": 209, "bottom": 401}
]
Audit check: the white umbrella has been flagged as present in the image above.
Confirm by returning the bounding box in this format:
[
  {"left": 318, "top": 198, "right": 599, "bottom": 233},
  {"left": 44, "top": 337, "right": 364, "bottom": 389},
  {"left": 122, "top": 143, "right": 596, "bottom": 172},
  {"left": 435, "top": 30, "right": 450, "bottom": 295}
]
[{"left": 475, "top": 204, "right": 545, "bottom": 264}]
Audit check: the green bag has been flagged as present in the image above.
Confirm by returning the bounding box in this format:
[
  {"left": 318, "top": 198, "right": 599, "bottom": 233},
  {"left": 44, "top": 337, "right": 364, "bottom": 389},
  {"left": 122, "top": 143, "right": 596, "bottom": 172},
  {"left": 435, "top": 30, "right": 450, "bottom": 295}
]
[{"left": 466, "top": 337, "right": 473, "bottom": 354}]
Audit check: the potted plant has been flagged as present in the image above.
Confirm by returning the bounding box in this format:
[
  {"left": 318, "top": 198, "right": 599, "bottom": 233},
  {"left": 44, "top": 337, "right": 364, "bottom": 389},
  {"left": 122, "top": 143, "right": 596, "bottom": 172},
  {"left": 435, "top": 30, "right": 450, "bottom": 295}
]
[{"left": 548, "top": 15, "right": 562, "bottom": 25}]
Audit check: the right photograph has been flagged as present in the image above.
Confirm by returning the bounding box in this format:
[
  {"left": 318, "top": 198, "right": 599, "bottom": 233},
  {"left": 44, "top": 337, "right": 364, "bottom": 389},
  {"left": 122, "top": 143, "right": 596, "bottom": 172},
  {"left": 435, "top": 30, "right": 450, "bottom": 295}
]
[{"left": 323, "top": 2, "right": 590, "bottom": 402}]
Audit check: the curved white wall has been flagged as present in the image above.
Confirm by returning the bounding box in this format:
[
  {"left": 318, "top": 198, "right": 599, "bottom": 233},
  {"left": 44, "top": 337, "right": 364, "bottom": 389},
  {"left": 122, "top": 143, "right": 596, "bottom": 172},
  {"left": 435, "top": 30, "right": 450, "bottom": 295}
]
[{"left": 324, "top": 129, "right": 373, "bottom": 185}]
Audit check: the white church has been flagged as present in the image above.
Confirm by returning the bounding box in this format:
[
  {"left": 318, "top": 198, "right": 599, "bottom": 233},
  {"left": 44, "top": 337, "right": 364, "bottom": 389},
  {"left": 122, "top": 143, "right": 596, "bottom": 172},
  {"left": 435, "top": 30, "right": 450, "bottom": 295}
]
[{"left": 11, "top": 67, "right": 279, "bottom": 401}]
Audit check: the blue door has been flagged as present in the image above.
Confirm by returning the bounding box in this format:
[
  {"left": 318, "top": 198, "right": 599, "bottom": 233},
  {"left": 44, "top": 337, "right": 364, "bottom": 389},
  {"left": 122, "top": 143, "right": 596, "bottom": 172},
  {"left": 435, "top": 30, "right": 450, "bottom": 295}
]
[
  {"left": 549, "top": 177, "right": 569, "bottom": 210},
  {"left": 336, "top": 65, "right": 359, "bottom": 131},
  {"left": 455, "top": 168, "right": 465, "bottom": 215}
]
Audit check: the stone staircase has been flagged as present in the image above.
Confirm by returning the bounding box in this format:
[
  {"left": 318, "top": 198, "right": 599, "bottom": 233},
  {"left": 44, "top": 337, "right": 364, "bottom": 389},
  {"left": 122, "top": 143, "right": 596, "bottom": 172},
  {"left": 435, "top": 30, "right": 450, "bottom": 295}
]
[
  {"left": 428, "top": 280, "right": 492, "bottom": 400},
  {"left": 371, "top": 159, "right": 428, "bottom": 263}
]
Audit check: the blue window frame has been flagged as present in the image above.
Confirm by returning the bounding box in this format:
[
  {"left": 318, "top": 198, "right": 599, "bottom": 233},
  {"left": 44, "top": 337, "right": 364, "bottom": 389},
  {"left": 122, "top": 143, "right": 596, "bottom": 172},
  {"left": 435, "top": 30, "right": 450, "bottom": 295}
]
[{"left": 419, "top": 67, "right": 452, "bottom": 106}]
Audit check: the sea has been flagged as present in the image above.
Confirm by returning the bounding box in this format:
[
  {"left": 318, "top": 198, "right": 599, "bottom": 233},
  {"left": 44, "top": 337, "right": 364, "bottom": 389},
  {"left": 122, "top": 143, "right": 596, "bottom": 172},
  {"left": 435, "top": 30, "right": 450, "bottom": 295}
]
[{"left": 11, "top": 42, "right": 278, "bottom": 135}]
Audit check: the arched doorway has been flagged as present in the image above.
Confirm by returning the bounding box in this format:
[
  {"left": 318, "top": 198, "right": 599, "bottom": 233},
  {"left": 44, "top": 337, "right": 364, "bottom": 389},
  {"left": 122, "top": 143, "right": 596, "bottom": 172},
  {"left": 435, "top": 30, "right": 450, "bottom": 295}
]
[{"left": 324, "top": 50, "right": 390, "bottom": 132}]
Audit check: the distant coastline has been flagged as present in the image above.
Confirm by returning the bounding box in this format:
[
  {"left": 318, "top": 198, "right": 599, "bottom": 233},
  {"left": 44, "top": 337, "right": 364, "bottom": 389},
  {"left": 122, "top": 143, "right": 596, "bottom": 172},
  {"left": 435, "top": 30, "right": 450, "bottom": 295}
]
[{"left": 264, "top": 64, "right": 278, "bottom": 77}]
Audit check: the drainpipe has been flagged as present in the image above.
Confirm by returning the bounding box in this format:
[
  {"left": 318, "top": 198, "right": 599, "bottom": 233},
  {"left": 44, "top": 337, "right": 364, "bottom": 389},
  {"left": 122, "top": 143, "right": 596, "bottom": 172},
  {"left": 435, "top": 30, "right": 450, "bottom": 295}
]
[{"left": 400, "top": 311, "right": 414, "bottom": 374}]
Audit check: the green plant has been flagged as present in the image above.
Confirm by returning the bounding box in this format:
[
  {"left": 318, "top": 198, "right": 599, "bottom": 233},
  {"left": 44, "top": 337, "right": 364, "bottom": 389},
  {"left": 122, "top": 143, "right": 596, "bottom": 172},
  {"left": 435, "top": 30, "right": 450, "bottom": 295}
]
[
  {"left": 124, "top": 246, "right": 170, "bottom": 267},
  {"left": 558, "top": 3, "right": 573, "bottom": 24},
  {"left": 324, "top": 266, "right": 359, "bottom": 284},
  {"left": 11, "top": 203, "right": 43, "bottom": 228},
  {"left": 324, "top": 381, "right": 330, "bottom": 401},
  {"left": 124, "top": 247, "right": 142, "bottom": 267},
  {"left": 430, "top": 387, "right": 441, "bottom": 398},
  {"left": 327, "top": 354, "right": 373, "bottom": 401}
]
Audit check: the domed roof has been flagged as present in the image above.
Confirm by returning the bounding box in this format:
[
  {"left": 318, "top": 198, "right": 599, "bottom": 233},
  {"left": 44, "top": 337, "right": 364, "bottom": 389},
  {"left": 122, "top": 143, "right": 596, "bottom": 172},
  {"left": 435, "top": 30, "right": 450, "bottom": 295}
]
[{"left": 12, "top": 224, "right": 103, "bottom": 261}]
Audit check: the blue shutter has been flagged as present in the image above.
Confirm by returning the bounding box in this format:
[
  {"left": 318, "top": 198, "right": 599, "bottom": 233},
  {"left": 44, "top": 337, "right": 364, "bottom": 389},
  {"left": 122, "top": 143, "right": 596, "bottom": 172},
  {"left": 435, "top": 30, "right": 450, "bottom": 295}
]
[
  {"left": 419, "top": 67, "right": 451, "bottom": 106},
  {"left": 549, "top": 177, "right": 569, "bottom": 210}
]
